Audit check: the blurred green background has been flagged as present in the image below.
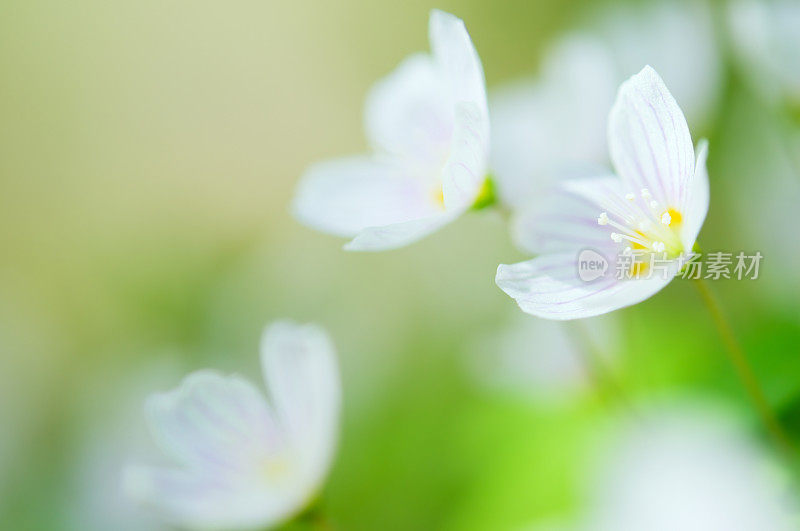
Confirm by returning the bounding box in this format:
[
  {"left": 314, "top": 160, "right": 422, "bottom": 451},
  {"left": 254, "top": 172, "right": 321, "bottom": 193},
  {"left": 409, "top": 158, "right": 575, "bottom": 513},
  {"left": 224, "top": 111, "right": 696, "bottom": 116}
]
[{"left": 1, "top": 0, "right": 798, "bottom": 529}]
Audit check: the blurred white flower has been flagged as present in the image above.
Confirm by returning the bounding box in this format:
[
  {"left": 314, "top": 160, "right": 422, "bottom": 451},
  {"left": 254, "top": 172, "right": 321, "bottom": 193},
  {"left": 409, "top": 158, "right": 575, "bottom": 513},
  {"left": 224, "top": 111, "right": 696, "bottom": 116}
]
[
  {"left": 496, "top": 67, "right": 709, "bottom": 320},
  {"left": 293, "top": 10, "right": 489, "bottom": 251},
  {"left": 597, "top": 0, "right": 721, "bottom": 127},
  {"left": 728, "top": 0, "right": 800, "bottom": 106},
  {"left": 490, "top": 0, "right": 720, "bottom": 210},
  {"left": 582, "top": 407, "right": 798, "bottom": 531},
  {"left": 124, "top": 321, "right": 340, "bottom": 531},
  {"left": 728, "top": 114, "right": 800, "bottom": 306},
  {"left": 489, "top": 35, "right": 617, "bottom": 210},
  {"left": 468, "top": 313, "right": 617, "bottom": 405}
]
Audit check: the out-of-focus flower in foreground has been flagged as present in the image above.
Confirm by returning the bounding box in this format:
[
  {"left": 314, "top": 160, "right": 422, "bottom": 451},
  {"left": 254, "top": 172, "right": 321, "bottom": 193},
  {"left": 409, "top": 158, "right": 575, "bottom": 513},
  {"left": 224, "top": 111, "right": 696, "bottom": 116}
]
[
  {"left": 292, "top": 9, "right": 489, "bottom": 251},
  {"left": 582, "top": 406, "right": 798, "bottom": 531},
  {"left": 496, "top": 67, "right": 708, "bottom": 320},
  {"left": 728, "top": 0, "right": 800, "bottom": 107},
  {"left": 490, "top": 0, "right": 720, "bottom": 210},
  {"left": 123, "top": 321, "right": 340, "bottom": 530}
]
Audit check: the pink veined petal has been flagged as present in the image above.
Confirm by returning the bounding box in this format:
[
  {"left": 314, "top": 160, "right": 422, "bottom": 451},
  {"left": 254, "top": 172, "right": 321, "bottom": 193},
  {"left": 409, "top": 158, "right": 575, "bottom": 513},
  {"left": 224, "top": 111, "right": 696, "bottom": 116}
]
[
  {"left": 363, "top": 54, "right": 453, "bottom": 171},
  {"left": 144, "top": 371, "right": 282, "bottom": 473},
  {"left": 496, "top": 253, "right": 679, "bottom": 320},
  {"left": 292, "top": 156, "right": 439, "bottom": 238},
  {"left": 680, "top": 139, "right": 709, "bottom": 251},
  {"left": 127, "top": 322, "right": 343, "bottom": 531},
  {"left": 441, "top": 101, "right": 489, "bottom": 210},
  {"left": 512, "top": 176, "right": 623, "bottom": 256},
  {"left": 608, "top": 66, "right": 695, "bottom": 213}
]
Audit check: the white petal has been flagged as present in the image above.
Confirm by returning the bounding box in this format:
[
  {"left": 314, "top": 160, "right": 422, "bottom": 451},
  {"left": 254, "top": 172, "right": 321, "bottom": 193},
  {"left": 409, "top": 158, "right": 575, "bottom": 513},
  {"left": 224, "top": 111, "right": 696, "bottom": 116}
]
[
  {"left": 260, "top": 321, "right": 340, "bottom": 477},
  {"left": 512, "top": 176, "right": 622, "bottom": 255},
  {"left": 145, "top": 371, "right": 281, "bottom": 473},
  {"left": 292, "top": 156, "right": 439, "bottom": 238},
  {"left": 123, "top": 465, "right": 297, "bottom": 531},
  {"left": 441, "top": 101, "right": 489, "bottom": 210},
  {"left": 295, "top": 10, "right": 489, "bottom": 253},
  {"left": 429, "top": 9, "right": 488, "bottom": 117},
  {"left": 364, "top": 54, "right": 452, "bottom": 171},
  {"left": 585, "top": 408, "right": 798, "bottom": 531},
  {"left": 343, "top": 210, "right": 458, "bottom": 252},
  {"left": 680, "top": 140, "right": 709, "bottom": 250},
  {"left": 496, "top": 253, "right": 677, "bottom": 320},
  {"left": 608, "top": 66, "right": 695, "bottom": 212}
]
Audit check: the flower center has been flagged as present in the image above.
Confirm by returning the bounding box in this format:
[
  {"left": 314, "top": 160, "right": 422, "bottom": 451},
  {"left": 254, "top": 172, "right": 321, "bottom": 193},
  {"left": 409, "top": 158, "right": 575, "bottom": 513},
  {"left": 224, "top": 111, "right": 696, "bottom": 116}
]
[
  {"left": 430, "top": 184, "right": 445, "bottom": 209},
  {"left": 596, "top": 188, "right": 684, "bottom": 261},
  {"left": 259, "top": 453, "right": 293, "bottom": 482}
]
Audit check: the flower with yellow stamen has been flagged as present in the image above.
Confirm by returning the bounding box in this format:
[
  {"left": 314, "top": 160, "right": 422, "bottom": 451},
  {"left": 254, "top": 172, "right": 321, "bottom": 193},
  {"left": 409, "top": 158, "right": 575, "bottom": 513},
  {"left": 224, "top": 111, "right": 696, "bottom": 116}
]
[
  {"left": 497, "top": 66, "right": 709, "bottom": 320},
  {"left": 124, "top": 322, "right": 340, "bottom": 530},
  {"left": 292, "top": 10, "right": 490, "bottom": 251}
]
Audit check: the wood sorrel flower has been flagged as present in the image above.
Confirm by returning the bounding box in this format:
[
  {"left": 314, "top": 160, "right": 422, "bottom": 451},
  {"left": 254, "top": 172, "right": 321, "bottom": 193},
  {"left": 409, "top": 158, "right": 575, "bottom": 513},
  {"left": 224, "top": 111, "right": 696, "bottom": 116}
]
[
  {"left": 292, "top": 10, "right": 489, "bottom": 251},
  {"left": 123, "top": 322, "right": 340, "bottom": 530},
  {"left": 583, "top": 407, "right": 797, "bottom": 531},
  {"left": 490, "top": 0, "right": 720, "bottom": 211},
  {"left": 496, "top": 66, "right": 709, "bottom": 320}
]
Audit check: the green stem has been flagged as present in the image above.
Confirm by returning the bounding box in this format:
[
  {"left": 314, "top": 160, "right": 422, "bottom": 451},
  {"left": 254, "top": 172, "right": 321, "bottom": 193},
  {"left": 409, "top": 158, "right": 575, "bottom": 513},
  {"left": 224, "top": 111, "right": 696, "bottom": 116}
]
[
  {"left": 294, "top": 500, "right": 334, "bottom": 531},
  {"left": 774, "top": 104, "right": 800, "bottom": 180},
  {"left": 310, "top": 512, "right": 332, "bottom": 531},
  {"left": 693, "top": 278, "right": 794, "bottom": 454},
  {"left": 566, "top": 321, "right": 631, "bottom": 410}
]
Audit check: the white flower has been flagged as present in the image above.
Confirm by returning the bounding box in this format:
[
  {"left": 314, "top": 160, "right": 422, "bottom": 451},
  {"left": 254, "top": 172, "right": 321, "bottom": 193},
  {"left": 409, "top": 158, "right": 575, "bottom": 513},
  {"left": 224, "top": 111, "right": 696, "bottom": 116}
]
[
  {"left": 292, "top": 10, "right": 489, "bottom": 251},
  {"left": 582, "top": 407, "right": 798, "bottom": 531},
  {"left": 597, "top": 0, "right": 721, "bottom": 126},
  {"left": 729, "top": 116, "right": 800, "bottom": 302},
  {"left": 496, "top": 66, "right": 709, "bottom": 320},
  {"left": 123, "top": 321, "right": 340, "bottom": 530},
  {"left": 728, "top": 0, "right": 800, "bottom": 106},
  {"left": 490, "top": 0, "right": 720, "bottom": 210}
]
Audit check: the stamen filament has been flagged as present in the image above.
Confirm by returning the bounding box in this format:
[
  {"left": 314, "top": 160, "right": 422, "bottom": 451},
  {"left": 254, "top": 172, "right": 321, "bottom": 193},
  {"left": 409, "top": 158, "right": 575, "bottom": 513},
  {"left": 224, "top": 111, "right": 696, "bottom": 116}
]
[{"left": 596, "top": 191, "right": 684, "bottom": 259}]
